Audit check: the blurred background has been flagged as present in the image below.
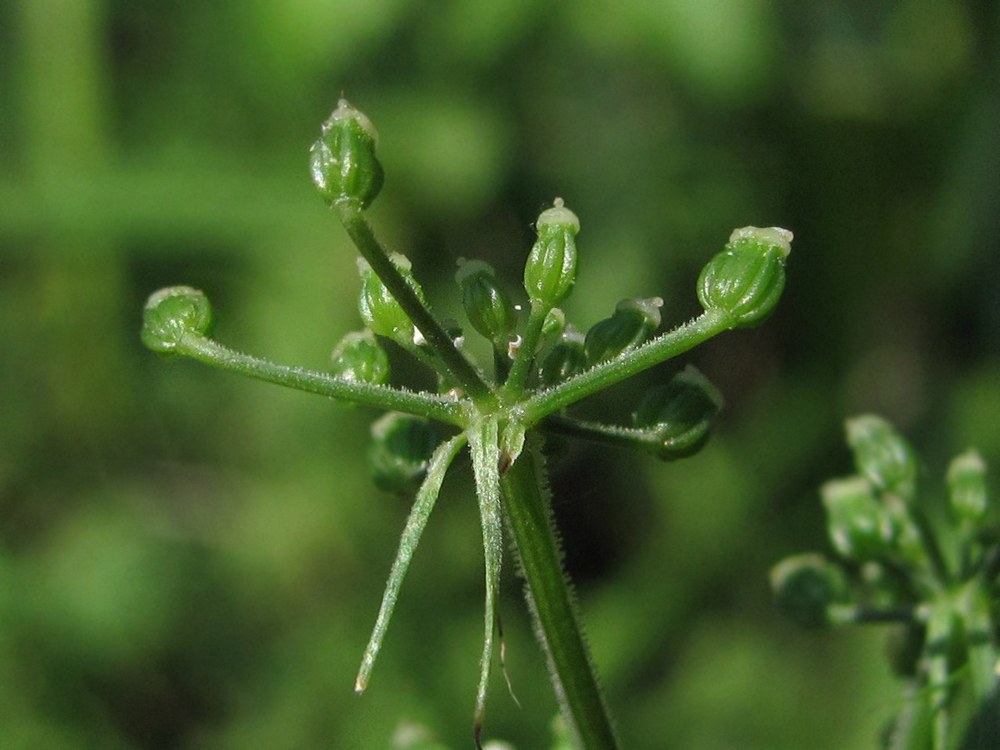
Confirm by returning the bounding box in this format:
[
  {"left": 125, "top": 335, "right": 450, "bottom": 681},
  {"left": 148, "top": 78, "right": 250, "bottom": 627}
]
[{"left": 1, "top": 0, "right": 998, "bottom": 748}]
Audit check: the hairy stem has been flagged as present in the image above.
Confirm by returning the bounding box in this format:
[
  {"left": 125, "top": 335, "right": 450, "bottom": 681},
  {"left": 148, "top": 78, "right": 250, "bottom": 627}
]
[
  {"left": 176, "top": 333, "right": 464, "bottom": 424},
  {"left": 336, "top": 206, "right": 495, "bottom": 405},
  {"left": 501, "top": 439, "right": 620, "bottom": 750},
  {"left": 517, "top": 310, "right": 729, "bottom": 425}
]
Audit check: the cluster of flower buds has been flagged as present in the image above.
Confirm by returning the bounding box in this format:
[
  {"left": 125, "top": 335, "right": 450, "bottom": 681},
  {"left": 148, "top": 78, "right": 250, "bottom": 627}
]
[
  {"left": 144, "top": 97, "right": 798, "bottom": 748},
  {"left": 141, "top": 286, "right": 213, "bottom": 353},
  {"left": 330, "top": 330, "right": 390, "bottom": 385},
  {"left": 310, "top": 99, "right": 384, "bottom": 210},
  {"left": 367, "top": 413, "right": 440, "bottom": 494},
  {"left": 771, "top": 415, "right": 997, "bottom": 730},
  {"left": 357, "top": 254, "right": 428, "bottom": 350},
  {"left": 698, "top": 226, "right": 791, "bottom": 328}
]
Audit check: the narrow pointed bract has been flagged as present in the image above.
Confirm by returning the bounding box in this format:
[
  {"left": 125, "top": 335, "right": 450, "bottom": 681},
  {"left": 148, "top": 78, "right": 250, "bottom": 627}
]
[
  {"left": 355, "top": 434, "right": 467, "bottom": 694},
  {"left": 467, "top": 416, "right": 504, "bottom": 743}
]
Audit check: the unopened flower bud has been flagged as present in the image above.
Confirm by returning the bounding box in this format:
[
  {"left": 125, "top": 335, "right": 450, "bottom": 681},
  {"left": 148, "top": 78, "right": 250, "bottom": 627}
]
[
  {"left": 770, "top": 554, "right": 849, "bottom": 629},
  {"left": 456, "top": 260, "right": 517, "bottom": 345},
  {"left": 367, "top": 413, "right": 438, "bottom": 494},
  {"left": 141, "top": 286, "right": 213, "bottom": 354},
  {"left": 845, "top": 415, "right": 918, "bottom": 499},
  {"left": 697, "top": 226, "right": 791, "bottom": 328},
  {"left": 524, "top": 198, "right": 579, "bottom": 308},
  {"left": 310, "top": 98, "right": 384, "bottom": 209},
  {"left": 330, "top": 330, "right": 390, "bottom": 385},
  {"left": 947, "top": 449, "right": 989, "bottom": 526},
  {"left": 632, "top": 366, "right": 722, "bottom": 461},
  {"left": 584, "top": 297, "right": 662, "bottom": 365},
  {"left": 358, "top": 254, "right": 425, "bottom": 348},
  {"left": 538, "top": 331, "right": 586, "bottom": 388},
  {"left": 821, "top": 476, "right": 895, "bottom": 562}
]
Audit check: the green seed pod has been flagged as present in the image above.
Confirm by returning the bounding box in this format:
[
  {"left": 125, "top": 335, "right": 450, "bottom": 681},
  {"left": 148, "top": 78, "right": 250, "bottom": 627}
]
[
  {"left": 697, "top": 226, "right": 792, "bottom": 328},
  {"left": 770, "top": 553, "right": 849, "bottom": 629},
  {"left": 632, "top": 366, "right": 723, "bottom": 461},
  {"left": 523, "top": 198, "right": 579, "bottom": 308},
  {"left": 455, "top": 260, "right": 517, "bottom": 344},
  {"left": 845, "top": 415, "right": 918, "bottom": 498},
  {"left": 584, "top": 297, "right": 663, "bottom": 365},
  {"left": 947, "top": 449, "right": 989, "bottom": 526},
  {"left": 358, "top": 254, "right": 425, "bottom": 348},
  {"left": 310, "top": 98, "right": 384, "bottom": 209},
  {"left": 821, "top": 476, "right": 895, "bottom": 562},
  {"left": 141, "top": 286, "right": 213, "bottom": 354},
  {"left": 367, "top": 413, "right": 439, "bottom": 495},
  {"left": 330, "top": 330, "right": 390, "bottom": 385},
  {"left": 538, "top": 331, "right": 586, "bottom": 387}
]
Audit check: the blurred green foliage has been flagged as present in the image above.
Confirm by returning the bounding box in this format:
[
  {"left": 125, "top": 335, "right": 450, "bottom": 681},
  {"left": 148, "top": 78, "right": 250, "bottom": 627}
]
[{"left": 1, "top": 0, "right": 998, "bottom": 747}]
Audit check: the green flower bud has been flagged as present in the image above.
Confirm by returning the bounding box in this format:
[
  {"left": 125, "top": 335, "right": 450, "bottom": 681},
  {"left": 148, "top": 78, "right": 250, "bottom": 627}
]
[
  {"left": 845, "top": 415, "right": 918, "bottom": 498},
  {"left": 524, "top": 198, "right": 579, "bottom": 308},
  {"left": 455, "top": 260, "right": 517, "bottom": 344},
  {"left": 367, "top": 413, "right": 439, "bottom": 494},
  {"left": 358, "top": 254, "right": 425, "bottom": 348},
  {"left": 538, "top": 331, "right": 586, "bottom": 387},
  {"left": 141, "top": 286, "right": 213, "bottom": 354},
  {"left": 697, "top": 226, "right": 792, "bottom": 327},
  {"left": 770, "top": 553, "right": 849, "bottom": 629},
  {"left": 330, "top": 330, "right": 390, "bottom": 385},
  {"left": 947, "top": 449, "right": 989, "bottom": 526},
  {"left": 584, "top": 297, "right": 662, "bottom": 365},
  {"left": 821, "top": 476, "right": 895, "bottom": 562},
  {"left": 632, "top": 366, "right": 723, "bottom": 461},
  {"left": 310, "top": 98, "right": 384, "bottom": 209}
]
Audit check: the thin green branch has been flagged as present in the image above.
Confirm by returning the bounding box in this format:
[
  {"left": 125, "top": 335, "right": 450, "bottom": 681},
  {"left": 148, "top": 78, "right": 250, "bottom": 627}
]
[
  {"left": 504, "top": 301, "right": 549, "bottom": 397},
  {"left": 176, "top": 333, "right": 465, "bottom": 425},
  {"left": 542, "top": 414, "right": 659, "bottom": 453},
  {"left": 356, "top": 433, "right": 468, "bottom": 693},
  {"left": 516, "top": 310, "right": 730, "bottom": 425},
  {"left": 501, "top": 438, "right": 620, "bottom": 750},
  {"left": 336, "top": 206, "right": 495, "bottom": 406}
]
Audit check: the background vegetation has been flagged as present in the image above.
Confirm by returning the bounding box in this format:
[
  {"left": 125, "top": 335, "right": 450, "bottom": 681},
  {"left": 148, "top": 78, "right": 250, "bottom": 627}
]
[{"left": 1, "top": 1, "right": 998, "bottom": 747}]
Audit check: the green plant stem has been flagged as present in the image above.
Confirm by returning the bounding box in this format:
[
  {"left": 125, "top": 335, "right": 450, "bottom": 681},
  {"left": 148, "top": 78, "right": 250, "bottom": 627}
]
[
  {"left": 542, "top": 414, "right": 660, "bottom": 453},
  {"left": 336, "top": 206, "right": 495, "bottom": 406},
  {"left": 176, "top": 333, "right": 464, "bottom": 424},
  {"left": 517, "top": 310, "right": 729, "bottom": 425},
  {"left": 501, "top": 439, "right": 620, "bottom": 750},
  {"left": 504, "top": 301, "right": 549, "bottom": 396}
]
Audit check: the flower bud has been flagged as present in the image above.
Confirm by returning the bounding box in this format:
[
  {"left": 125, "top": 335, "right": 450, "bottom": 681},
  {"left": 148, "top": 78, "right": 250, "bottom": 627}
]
[
  {"left": 538, "top": 331, "right": 586, "bottom": 388},
  {"left": 141, "top": 286, "right": 213, "bottom": 354},
  {"left": 584, "top": 297, "right": 662, "bottom": 365},
  {"left": 358, "top": 254, "right": 425, "bottom": 348},
  {"left": 330, "top": 330, "right": 390, "bottom": 385},
  {"left": 947, "top": 449, "right": 989, "bottom": 526},
  {"left": 821, "top": 476, "right": 895, "bottom": 562},
  {"left": 845, "top": 415, "right": 918, "bottom": 499},
  {"left": 310, "top": 98, "right": 384, "bottom": 209},
  {"left": 697, "top": 226, "right": 792, "bottom": 327},
  {"left": 367, "top": 413, "right": 439, "bottom": 494},
  {"left": 770, "top": 553, "right": 849, "bottom": 629},
  {"left": 632, "top": 366, "right": 722, "bottom": 461},
  {"left": 455, "top": 260, "right": 517, "bottom": 345},
  {"left": 523, "top": 198, "right": 579, "bottom": 308}
]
